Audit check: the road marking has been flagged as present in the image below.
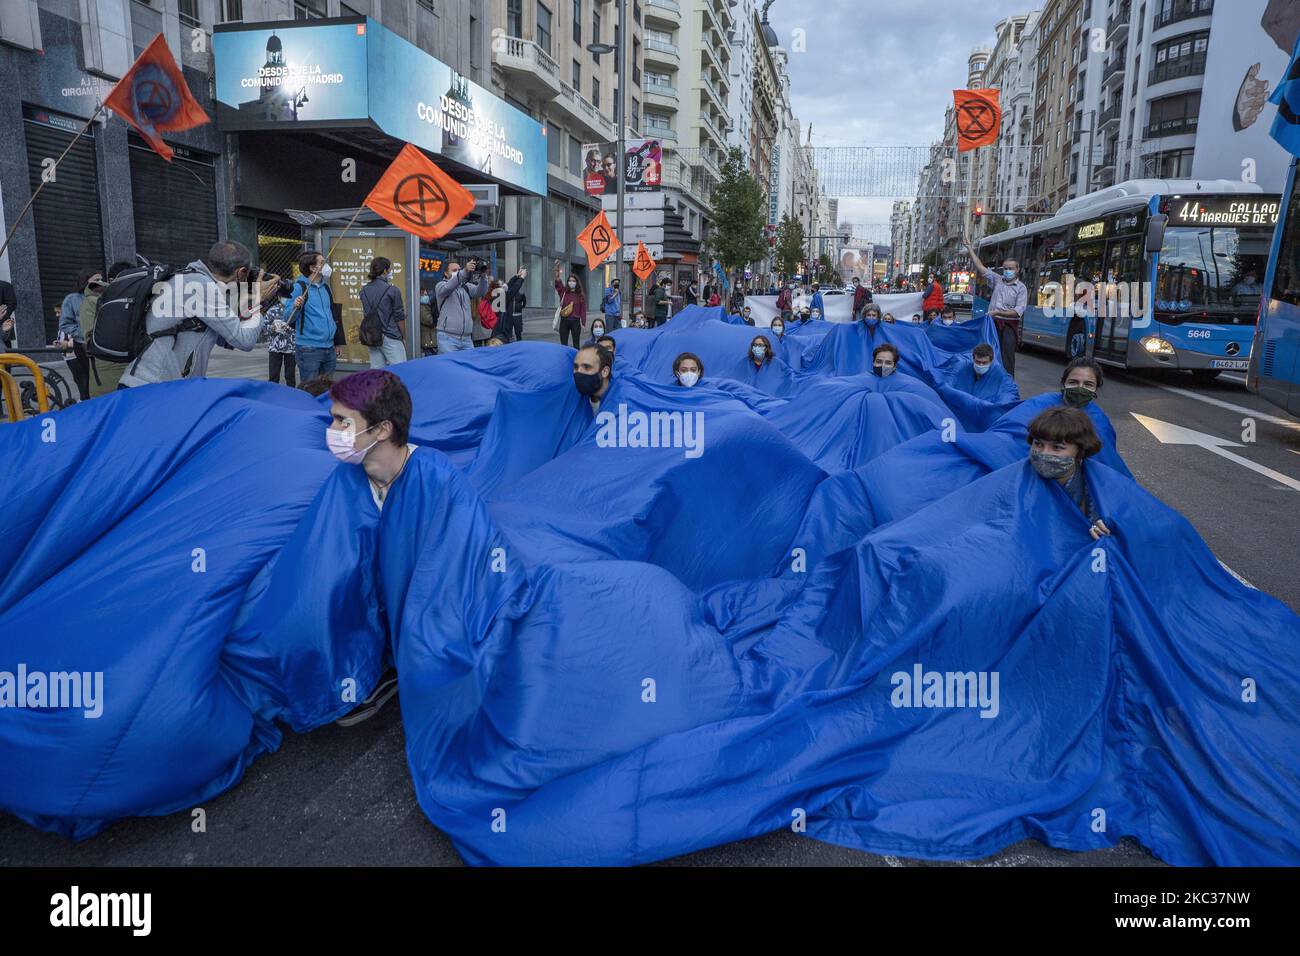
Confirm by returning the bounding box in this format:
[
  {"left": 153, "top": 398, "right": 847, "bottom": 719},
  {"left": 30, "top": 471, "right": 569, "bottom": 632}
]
[
  {"left": 1131, "top": 413, "right": 1300, "bottom": 492},
  {"left": 1218, "top": 560, "right": 1257, "bottom": 590},
  {"left": 1153, "top": 384, "right": 1300, "bottom": 430}
]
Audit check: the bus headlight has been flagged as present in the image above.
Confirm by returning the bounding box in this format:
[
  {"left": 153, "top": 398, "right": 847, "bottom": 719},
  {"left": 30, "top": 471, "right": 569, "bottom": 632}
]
[{"left": 1141, "top": 336, "right": 1176, "bottom": 355}]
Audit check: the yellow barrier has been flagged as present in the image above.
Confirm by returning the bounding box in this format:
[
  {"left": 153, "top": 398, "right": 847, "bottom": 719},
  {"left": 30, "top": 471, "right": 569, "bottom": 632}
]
[
  {"left": 0, "top": 352, "right": 51, "bottom": 418},
  {"left": 0, "top": 368, "right": 21, "bottom": 423}
]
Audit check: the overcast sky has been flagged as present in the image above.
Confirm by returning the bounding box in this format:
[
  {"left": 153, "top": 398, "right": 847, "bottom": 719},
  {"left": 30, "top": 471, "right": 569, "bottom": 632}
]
[{"left": 768, "top": 0, "right": 1037, "bottom": 233}]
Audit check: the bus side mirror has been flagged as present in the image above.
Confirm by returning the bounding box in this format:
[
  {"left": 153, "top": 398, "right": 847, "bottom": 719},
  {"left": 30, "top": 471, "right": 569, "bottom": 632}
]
[{"left": 1146, "top": 215, "right": 1168, "bottom": 254}]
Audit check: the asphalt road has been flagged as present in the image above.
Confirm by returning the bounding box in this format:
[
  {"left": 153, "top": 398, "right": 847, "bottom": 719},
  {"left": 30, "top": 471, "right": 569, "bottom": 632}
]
[{"left": 5, "top": 340, "right": 1295, "bottom": 867}]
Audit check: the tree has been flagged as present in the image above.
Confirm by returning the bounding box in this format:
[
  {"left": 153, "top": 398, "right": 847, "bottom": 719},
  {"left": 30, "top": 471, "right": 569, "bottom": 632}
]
[
  {"left": 984, "top": 215, "right": 1011, "bottom": 237},
  {"left": 817, "top": 253, "right": 834, "bottom": 285},
  {"left": 774, "top": 213, "right": 805, "bottom": 278},
  {"left": 708, "top": 147, "right": 769, "bottom": 275}
]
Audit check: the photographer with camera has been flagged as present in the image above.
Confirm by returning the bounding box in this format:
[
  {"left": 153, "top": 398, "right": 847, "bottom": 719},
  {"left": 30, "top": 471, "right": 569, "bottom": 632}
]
[{"left": 435, "top": 257, "right": 488, "bottom": 354}]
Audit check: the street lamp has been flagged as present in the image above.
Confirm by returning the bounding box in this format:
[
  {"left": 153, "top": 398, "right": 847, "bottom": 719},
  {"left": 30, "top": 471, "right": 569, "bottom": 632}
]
[{"left": 586, "top": 2, "right": 627, "bottom": 320}]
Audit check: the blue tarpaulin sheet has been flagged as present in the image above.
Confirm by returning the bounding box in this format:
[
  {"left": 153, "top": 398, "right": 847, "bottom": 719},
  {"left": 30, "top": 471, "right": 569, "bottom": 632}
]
[{"left": 1, "top": 306, "right": 1297, "bottom": 865}]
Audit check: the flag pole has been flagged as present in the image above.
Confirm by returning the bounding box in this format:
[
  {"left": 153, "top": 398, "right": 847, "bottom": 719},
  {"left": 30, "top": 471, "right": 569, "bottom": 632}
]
[
  {"left": 325, "top": 205, "right": 367, "bottom": 260},
  {"left": 0, "top": 103, "right": 105, "bottom": 263}
]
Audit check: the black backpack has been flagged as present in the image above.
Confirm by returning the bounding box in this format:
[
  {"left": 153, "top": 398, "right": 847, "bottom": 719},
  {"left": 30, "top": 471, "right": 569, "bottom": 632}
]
[{"left": 87, "top": 263, "right": 202, "bottom": 363}]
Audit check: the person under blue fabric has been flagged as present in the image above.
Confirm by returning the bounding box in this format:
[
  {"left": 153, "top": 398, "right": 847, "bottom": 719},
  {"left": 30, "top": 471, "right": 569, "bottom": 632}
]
[
  {"left": 326, "top": 369, "right": 418, "bottom": 725},
  {"left": 574, "top": 343, "right": 614, "bottom": 413},
  {"left": 1027, "top": 405, "right": 1112, "bottom": 540},
  {"left": 810, "top": 282, "right": 825, "bottom": 316},
  {"left": 748, "top": 334, "right": 773, "bottom": 372},
  {"left": 594, "top": 335, "right": 617, "bottom": 362},
  {"left": 1059, "top": 355, "right": 1104, "bottom": 409},
  {"left": 952, "top": 342, "right": 1019, "bottom": 404},
  {"left": 872, "top": 343, "right": 900, "bottom": 377},
  {"left": 673, "top": 352, "right": 703, "bottom": 387},
  {"left": 770, "top": 315, "right": 786, "bottom": 339}
]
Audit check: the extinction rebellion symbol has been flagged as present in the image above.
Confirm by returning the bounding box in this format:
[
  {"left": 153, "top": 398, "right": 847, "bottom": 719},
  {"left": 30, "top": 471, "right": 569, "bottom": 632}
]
[
  {"left": 132, "top": 64, "right": 178, "bottom": 125},
  {"left": 393, "top": 174, "right": 451, "bottom": 230},
  {"left": 956, "top": 100, "right": 996, "bottom": 139},
  {"left": 591, "top": 223, "right": 613, "bottom": 256}
]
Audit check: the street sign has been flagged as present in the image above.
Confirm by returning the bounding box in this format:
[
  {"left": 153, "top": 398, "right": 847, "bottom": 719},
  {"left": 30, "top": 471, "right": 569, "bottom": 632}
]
[
  {"left": 618, "top": 243, "right": 663, "bottom": 261},
  {"left": 602, "top": 192, "right": 664, "bottom": 211},
  {"left": 465, "top": 184, "right": 499, "bottom": 208},
  {"left": 616, "top": 209, "right": 667, "bottom": 228},
  {"left": 622, "top": 226, "right": 665, "bottom": 245}
]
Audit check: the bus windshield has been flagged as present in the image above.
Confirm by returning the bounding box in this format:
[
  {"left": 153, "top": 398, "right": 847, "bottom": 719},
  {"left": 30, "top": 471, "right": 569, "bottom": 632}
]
[{"left": 1155, "top": 225, "right": 1269, "bottom": 320}]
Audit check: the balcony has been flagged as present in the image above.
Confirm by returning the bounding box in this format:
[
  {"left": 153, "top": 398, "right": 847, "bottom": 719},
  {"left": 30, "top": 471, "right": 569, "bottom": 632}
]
[
  {"left": 1098, "top": 100, "right": 1122, "bottom": 129},
  {"left": 645, "top": 37, "right": 680, "bottom": 67},
  {"left": 1101, "top": 56, "right": 1126, "bottom": 88},
  {"left": 699, "top": 76, "right": 727, "bottom": 115},
  {"left": 492, "top": 36, "right": 562, "bottom": 99},
  {"left": 697, "top": 110, "right": 726, "bottom": 147},
  {"left": 555, "top": 82, "right": 616, "bottom": 141},
  {"left": 700, "top": 37, "right": 725, "bottom": 74},
  {"left": 646, "top": 125, "right": 677, "bottom": 142},
  {"left": 700, "top": 0, "right": 726, "bottom": 42},
  {"left": 643, "top": 82, "right": 679, "bottom": 110},
  {"left": 699, "top": 148, "right": 721, "bottom": 180},
  {"left": 644, "top": 0, "right": 680, "bottom": 27},
  {"left": 1143, "top": 116, "right": 1198, "bottom": 138},
  {"left": 1149, "top": 53, "right": 1207, "bottom": 86},
  {"left": 1107, "top": 1, "right": 1131, "bottom": 40},
  {"left": 1154, "top": 0, "right": 1213, "bottom": 30}
]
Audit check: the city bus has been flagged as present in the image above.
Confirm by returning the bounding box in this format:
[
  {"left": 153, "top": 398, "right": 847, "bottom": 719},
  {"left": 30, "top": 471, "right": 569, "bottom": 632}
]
[
  {"left": 1251, "top": 157, "right": 1300, "bottom": 414},
  {"left": 975, "top": 179, "right": 1279, "bottom": 382}
]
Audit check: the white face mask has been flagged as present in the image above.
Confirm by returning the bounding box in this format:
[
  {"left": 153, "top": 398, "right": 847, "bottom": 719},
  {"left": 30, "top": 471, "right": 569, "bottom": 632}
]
[
  {"left": 678, "top": 370, "right": 700, "bottom": 387},
  {"left": 942, "top": 317, "right": 955, "bottom": 325},
  {"left": 752, "top": 345, "right": 767, "bottom": 360},
  {"left": 326, "top": 423, "right": 379, "bottom": 464},
  {"left": 592, "top": 325, "right": 605, "bottom": 336},
  {"left": 568, "top": 281, "right": 577, "bottom": 289},
  {"left": 319, "top": 263, "right": 333, "bottom": 280},
  {"left": 973, "top": 362, "right": 992, "bottom": 376},
  {"left": 771, "top": 325, "right": 784, "bottom": 336}
]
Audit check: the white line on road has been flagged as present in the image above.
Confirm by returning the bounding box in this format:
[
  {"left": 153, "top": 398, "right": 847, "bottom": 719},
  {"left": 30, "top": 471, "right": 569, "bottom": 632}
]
[
  {"left": 1153, "top": 384, "right": 1300, "bottom": 430},
  {"left": 1132, "top": 413, "right": 1300, "bottom": 492}
]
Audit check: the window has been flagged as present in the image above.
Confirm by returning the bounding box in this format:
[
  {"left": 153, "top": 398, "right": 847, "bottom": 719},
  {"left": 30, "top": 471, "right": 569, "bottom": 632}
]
[
  {"left": 631, "top": 96, "right": 640, "bottom": 132},
  {"left": 294, "top": 0, "right": 326, "bottom": 18},
  {"left": 569, "top": 135, "right": 582, "bottom": 177},
  {"left": 572, "top": 59, "right": 581, "bottom": 87},
  {"left": 1146, "top": 91, "right": 1200, "bottom": 136},
  {"left": 573, "top": 0, "right": 582, "bottom": 45},
  {"left": 593, "top": 9, "right": 601, "bottom": 45},
  {"left": 470, "top": 16, "right": 480, "bottom": 71},
  {"left": 538, "top": 3, "right": 553, "bottom": 53},
  {"left": 1152, "top": 31, "right": 1209, "bottom": 83},
  {"left": 507, "top": 0, "right": 523, "bottom": 38},
  {"left": 219, "top": 0, "right": 242, "bottom": 21},
  {"left": 592, "top": 76, "right": 601, "bottom": 108},
  {"left": 416, "top": 0, "right": 435, "bottom": 12},
  {"left": 178, "top": 0, "right": 200, "bottom": 26},
  {"left": 1147, "top": 147, "right": 1194, "bottom": 178},
  {"left": 547, "top": 124, "right": 561, "bottom": 166}
]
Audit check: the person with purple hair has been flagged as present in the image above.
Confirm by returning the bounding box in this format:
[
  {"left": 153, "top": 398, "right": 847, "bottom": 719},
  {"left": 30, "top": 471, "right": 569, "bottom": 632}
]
[{"left": 325, "top": 368, "right": 415, "bottom": 725}]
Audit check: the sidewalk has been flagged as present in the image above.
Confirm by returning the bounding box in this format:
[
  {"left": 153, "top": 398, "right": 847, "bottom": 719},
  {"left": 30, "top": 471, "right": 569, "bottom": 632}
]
[{"left": 206, "top": 311, "right": 597, "bottom": 380}]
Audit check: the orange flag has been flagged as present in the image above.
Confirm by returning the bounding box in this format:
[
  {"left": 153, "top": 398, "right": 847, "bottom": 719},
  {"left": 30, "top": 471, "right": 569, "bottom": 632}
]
[
  {"left": 577, "top": 210, "right": 622, "bottom": 270},
  {"left": 104, "top": 34, "right": 210, "bottom": 161},
  {"left": 954, "top": 88, "right": 1001, "bottom": 152},
  {"left": 363, "top": 144, "right": 476, "bottom": 241},
  {"left": 631, "top": 241, "right": 657, "bottom": 282}
]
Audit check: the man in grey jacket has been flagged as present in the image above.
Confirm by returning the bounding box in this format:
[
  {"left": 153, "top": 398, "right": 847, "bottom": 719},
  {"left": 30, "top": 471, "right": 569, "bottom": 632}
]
[
  {"left": 435, "top": 259, "right": 488, "bottom": 353},
  {"left": 119, "top": 240, "right": 274, "bottom": 388}
]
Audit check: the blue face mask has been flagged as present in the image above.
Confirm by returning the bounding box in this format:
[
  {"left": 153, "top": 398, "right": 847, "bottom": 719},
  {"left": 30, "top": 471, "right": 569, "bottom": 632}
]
[
  {"left": 420, "top": 294, "right": 430, "bottom": 305},
  {"left": 973, "top": 362, "right": 992, "bottom": 376},
  {"left": 1003, "top": 269, "right": 1017, "bottom": 281}
]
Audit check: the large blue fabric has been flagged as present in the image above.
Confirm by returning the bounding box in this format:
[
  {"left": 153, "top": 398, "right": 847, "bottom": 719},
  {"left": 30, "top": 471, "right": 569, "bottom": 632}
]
[{"left": 2, "top": 307, "right": 1297, "bottom": 865}]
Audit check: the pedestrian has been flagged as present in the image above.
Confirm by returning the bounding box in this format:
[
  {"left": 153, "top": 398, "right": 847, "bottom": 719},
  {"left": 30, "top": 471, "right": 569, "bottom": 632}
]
[
  {"left": 602, "top": 276, "right": 622, "bottom": 328},
  {"left": 741, "top": 305, "right": 754, "bottom": 325},
  {"left": 119, "top": 240, "right": 275, "bottom": 388},
  {"left": 729, "top": 288, "right": 744, "bottom": 314},
  {"left": 0, "top": 276, "right": 17, "bottom": 351},
  {"left": 553, "top": 260, "right": 587, "bottom": 348},
  {"left": 586, "top": 314, "right": 610, "bottom": 346},
  {"left": 964, "top": 234, "right": 1027, "bottom": 374},
  {"left": 262, "top": 288, "right": 297, "bottom": 387},
  {"left": 684, "top": 278, "right": 698, "bottom": 305},
  {"left": 287, "top": 250, "right": 340, "bottom": 382},
  {"left": 776, "top": 281, "right": 793, "bottom": 313},
  {"left": 435, "top": 258, "right": 488, "bottom": 353},
  {"left": 851, "top": 275, "right": 872, "bottom": 317},
  {"left": 80, "top": 261, "right": 135, "bottom": 396},
  {"left": 649, "top": 275, "right": 672, "bottom": 327},
  {"left": 810, "top": 282, "right": 825, "bottom": 316},
  {"left": 475, "top": 278, "right": 503, "bottom": 347},
  {"left": 502, "top": 267, "right": 527, "bottom": 343},
  {"left": 418, "top": 285, "right": 438, "bottom": 356},
  {"left": 360, "top": 256, "right": 407, "bottom": 369},
  {"left": 922, "top": 273, "right": 945, "bottom": 314},
  {"left": 56, "top": 267, "right": 103, "bottom": 401}
]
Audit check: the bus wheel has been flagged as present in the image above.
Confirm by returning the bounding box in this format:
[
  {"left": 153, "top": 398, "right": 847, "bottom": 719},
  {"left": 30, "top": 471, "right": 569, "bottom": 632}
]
[
  {"left": 1189, "top": 369, "right": 1221, "bottom": 384},
  {"left": 1066, "top": 321, "right": 1087, "bottom": 360}
]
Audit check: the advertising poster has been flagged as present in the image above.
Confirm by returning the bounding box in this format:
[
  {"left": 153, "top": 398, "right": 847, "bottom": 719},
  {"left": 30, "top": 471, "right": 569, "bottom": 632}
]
[
  {"left": 1191, "top": 0, "right": 1299, "bottom": 192},
  {"left": 214, "top": 19, "right": 547, "bottom": 196},
  {"left": 213, "top": 22, "right": 369, "bottom": 126},
  {"left": 582, "top": 139, "right": 662, "bottom": 196},
  {"left": 328, "top": 234, "right": 406, "bottom": 365}
]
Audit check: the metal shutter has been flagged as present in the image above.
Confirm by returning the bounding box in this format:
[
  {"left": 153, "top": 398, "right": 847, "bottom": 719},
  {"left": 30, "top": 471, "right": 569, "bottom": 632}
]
[
  {"left": 24, "top": 118, "right": 105, "bottom": 342},
  {"left": 129, "top": 138, "right": 218, "bottom": 270}
]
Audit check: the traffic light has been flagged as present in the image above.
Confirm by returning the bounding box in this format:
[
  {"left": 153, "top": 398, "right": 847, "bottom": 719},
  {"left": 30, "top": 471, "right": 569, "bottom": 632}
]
[{"left": 973, "top": 204, "right": 984, "bottom": 224}]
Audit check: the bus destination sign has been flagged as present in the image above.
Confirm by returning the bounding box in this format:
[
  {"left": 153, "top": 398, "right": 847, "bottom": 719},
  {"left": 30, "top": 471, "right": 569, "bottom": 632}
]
[{"left": 1168, "top": 197, "right": 1281, "bottom": 227}]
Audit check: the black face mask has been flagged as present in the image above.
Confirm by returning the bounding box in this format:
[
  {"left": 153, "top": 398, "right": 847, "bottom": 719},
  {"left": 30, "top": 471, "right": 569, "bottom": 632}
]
[
  {"left": 1063, "top": 386, "right": 1096, "bottom": 408},
  {"left": 574, "top": 371, "right": 604, "bottom": 396}
]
